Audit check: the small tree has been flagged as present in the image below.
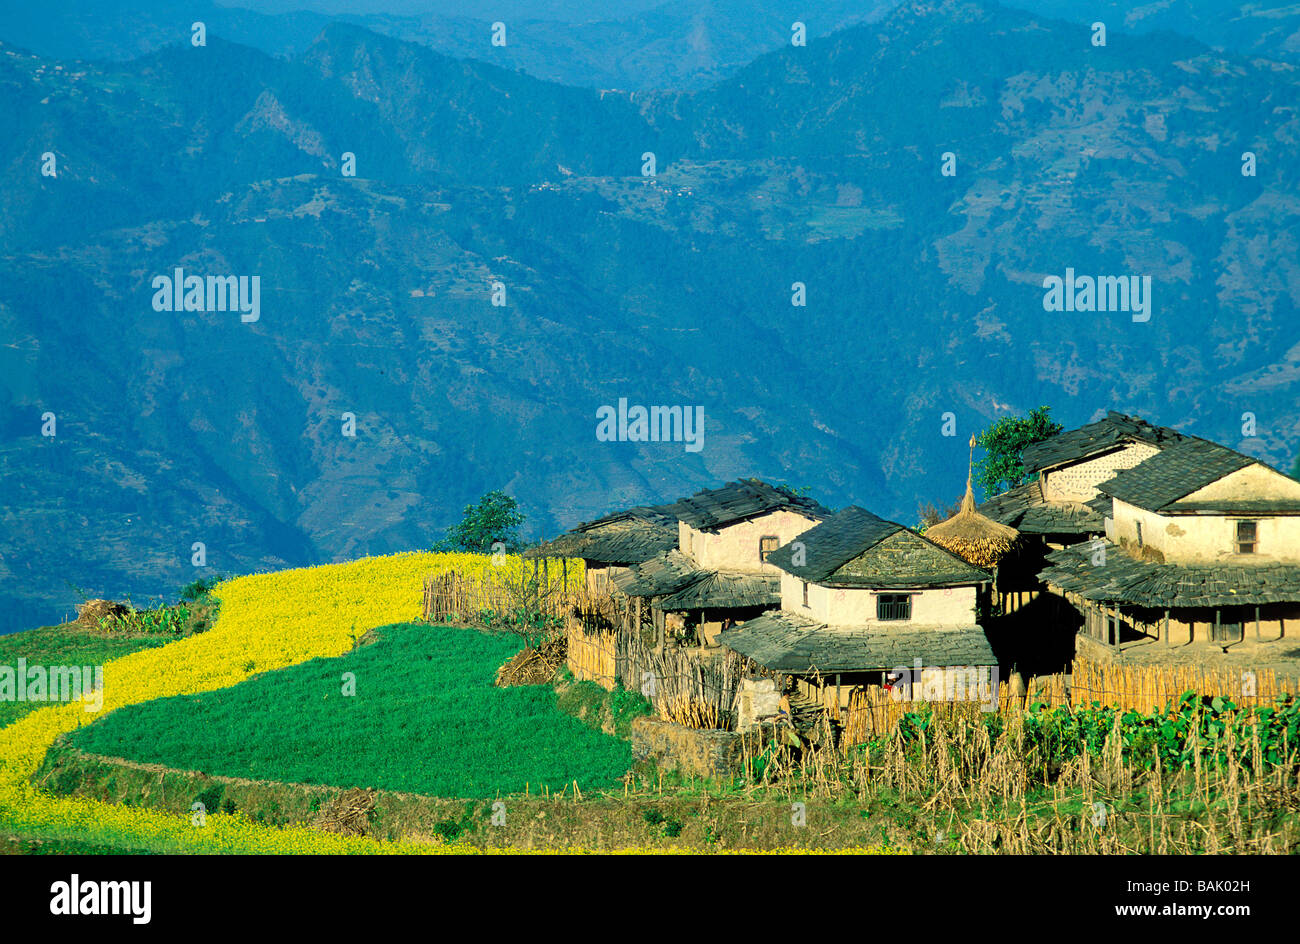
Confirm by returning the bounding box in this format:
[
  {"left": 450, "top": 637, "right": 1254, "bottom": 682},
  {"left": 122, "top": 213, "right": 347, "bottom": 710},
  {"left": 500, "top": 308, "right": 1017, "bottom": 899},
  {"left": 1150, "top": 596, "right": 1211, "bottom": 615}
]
[
  {"left": 915, "top": 496, "right": 963, "bottom": 533},
  {"left": 437, "top": 490, "right": 525, "bottom": 553},
  {"left": 973, "top": 406, "right": 1063, "bottom": 498},
  {"left": 499, "top": 565, "right": 564, "bottom": 651}
]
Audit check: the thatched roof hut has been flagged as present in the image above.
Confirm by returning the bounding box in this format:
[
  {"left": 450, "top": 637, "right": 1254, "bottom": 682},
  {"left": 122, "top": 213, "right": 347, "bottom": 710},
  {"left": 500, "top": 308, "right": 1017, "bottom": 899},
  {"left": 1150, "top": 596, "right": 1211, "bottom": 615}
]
[{"left": 925, "top": 437, "right": 1021, "bottom": 569}]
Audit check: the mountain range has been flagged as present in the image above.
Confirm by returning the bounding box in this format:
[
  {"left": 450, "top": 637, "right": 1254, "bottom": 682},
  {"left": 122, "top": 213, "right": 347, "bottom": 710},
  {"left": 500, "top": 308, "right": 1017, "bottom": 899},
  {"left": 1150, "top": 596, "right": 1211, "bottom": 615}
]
[
  {"left": 2, "top": 0, "right": 1299, "bottom": 631},
  {"left": 2, "top": 1, "right": 1298, "bottom": 89}
]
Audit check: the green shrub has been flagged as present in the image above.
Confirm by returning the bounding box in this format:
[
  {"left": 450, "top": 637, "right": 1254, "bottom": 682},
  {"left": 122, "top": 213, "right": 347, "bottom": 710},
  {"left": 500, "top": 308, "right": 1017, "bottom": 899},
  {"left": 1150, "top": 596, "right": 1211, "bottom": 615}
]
[{"left": 179, "top": 575, "right": 224, "bottom": 603}]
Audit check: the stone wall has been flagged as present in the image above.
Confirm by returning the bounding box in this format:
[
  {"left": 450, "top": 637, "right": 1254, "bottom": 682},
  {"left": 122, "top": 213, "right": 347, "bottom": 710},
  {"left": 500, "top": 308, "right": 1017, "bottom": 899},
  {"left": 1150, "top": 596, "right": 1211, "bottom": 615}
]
[
  {"left": 1042, "top": 442, "right": 1158, "bottom": 501},
  {"left": 630, "top": 716, "right": 758, "bottom": 780},
  {"left": 734, "top": 677, "right": 782, "bottom": 728}
]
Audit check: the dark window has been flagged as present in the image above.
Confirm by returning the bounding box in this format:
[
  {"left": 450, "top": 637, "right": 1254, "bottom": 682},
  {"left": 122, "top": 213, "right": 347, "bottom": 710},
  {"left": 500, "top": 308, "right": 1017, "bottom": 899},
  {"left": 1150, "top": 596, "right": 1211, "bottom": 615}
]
[
  {"left": 801, "top": 581, "right": 809, "bottom": 608},
  {"left": 877, "top": 593, "right": 912, "bottom": 621},
  {"left": 760, "top": 535, "right": 780, "bottom": 562},
  {"left": 1135, "top": 522, "right": 1143, "bottom": 548},
  {"left": 1236, "top": 520, "right": 1257, "bottom": 555}
]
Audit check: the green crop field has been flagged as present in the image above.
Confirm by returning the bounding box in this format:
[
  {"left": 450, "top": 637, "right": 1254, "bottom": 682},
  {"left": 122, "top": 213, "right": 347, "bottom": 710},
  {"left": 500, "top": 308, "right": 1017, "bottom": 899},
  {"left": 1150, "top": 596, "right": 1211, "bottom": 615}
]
[
  {"left": 67, "top": 623, "right": 634, "bottom": 798},
  {"left": 0, "top": 625, "right": 172, "bottom": 730}
]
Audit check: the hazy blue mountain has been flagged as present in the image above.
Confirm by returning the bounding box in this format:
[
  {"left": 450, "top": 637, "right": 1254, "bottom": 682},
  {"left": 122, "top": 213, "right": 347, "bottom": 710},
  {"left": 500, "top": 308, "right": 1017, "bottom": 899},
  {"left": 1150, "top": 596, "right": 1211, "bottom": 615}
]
[
  {"left": 341, "top": 0, "right": 897, "bottom": 89},
  {"left": 4, "top": 1, "right": 1298, "bottom": 91},
  {"left": 235, "top": 0, "right": 666, "bottom": 18},
  {"left": 0, "top": 0, "right": 332, "bottom": 61},
  {"left": 3, "top": 0, "right": 1299, "bottom": 631},
  {"left": 1022, "top": 0, "right": 1300, "bottom": 62},
  {"left": 0, "top": 0, "right": 893, "bottom": 89}
]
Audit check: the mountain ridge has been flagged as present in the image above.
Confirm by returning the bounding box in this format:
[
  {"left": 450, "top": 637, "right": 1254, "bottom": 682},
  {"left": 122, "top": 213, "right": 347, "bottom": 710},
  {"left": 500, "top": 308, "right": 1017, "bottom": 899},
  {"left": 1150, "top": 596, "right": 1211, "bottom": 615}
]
[{"left": 2, "top": 2, "right": 1299, "bottom": 631}]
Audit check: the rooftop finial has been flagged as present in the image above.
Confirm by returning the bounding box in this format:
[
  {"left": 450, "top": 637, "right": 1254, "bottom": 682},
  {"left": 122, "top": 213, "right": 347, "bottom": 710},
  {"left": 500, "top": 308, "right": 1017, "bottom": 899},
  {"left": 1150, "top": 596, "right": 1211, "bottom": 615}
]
[{"left": 962, "top": 433, "right": 977, "bottom": 513}]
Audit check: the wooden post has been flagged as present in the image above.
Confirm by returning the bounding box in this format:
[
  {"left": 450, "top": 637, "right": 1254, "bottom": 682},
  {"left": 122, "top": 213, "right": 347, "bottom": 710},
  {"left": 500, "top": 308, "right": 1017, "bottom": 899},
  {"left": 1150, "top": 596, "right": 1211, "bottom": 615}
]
[
  {"left": 562, "top": 558, "right": 568, "bottom": 596},
  {"left": 1164, "top": 609, "right": 1170, "bottom": 647},
  {"left": 1255, "top": 605, "right": 1261, "bottom": 640}
]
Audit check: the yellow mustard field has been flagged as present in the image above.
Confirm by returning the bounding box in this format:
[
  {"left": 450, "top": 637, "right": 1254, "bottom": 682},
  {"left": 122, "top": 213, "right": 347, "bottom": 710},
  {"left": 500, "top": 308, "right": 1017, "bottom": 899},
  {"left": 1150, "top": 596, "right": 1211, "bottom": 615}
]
[{"left": 0, "top": 551, "right": 580, "bottom": 854}]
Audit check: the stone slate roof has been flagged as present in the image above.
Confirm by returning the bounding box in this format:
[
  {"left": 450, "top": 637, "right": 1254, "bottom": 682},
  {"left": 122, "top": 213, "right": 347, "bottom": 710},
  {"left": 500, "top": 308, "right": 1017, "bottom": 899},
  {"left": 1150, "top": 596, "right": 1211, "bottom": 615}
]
[
  {"left": 977, "top": 481, "right": 1103, "bottom": 535},
  {"left": 766, "top": 506, "right": 989, "bottom": 587},
  {"left": 1019, "top": 501, "right": 1103, "bottom": 534},
  {"left": 1020, "top": 411, "right": 1186, "bottom": 474},
  {"left": 764, "top": 506, "right": 898, "bottom": 580},
  {"left": 1171, "top": 499, "right": 1300, "bottom": 514},
  {"left": 525, "top": 505, "right": 678, "bottom": 564},
  {"left": 977, "top": 481, "right": 1040, "bottom": 526},
  {"left": 611, "top": 551, "right": 781, "bottom": 610},
  {"left": 666, "top": 479, "right": 832, "bottom": 531},
  {"left": 718, "top": 611, "right": 996, "bottom": 674},
  {"left": 656, "top": 573, "right": 781, "bottom": 610},
  {"left": 1097, "top": 438, "right": 1258, "bottom": 512},
  {"left": 1041, "top": 542, "right": 1300, "bottom": 608},
  {"left": 610, "top": 550, "right": 700, "bottom": 598},
  {"left": 1085, "top": 493, "right": 1112, "bottom": 517}
]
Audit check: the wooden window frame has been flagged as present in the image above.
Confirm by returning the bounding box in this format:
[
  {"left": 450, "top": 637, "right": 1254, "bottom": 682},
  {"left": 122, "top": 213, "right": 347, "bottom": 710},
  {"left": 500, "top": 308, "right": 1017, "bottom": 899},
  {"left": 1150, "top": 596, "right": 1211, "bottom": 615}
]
[
  {"left": 1235, "top": 520, "right": 1257, "bottom": 555},
  {"left": 759, "top": 535, "right": 780, "bottom": 563},
  {"left": 877, "top": 593, "right": 912, "bottom": 622}
]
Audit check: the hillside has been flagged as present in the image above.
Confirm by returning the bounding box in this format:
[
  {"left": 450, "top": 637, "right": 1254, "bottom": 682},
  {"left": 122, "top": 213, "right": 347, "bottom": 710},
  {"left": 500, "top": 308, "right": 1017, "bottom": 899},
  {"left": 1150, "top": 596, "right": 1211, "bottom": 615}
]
[
  {"left": 3, "top": 1, "right": 1298, "bottom": 88},
  {"left": 3, "top": 1, "right": 1300, "bottom": 629}
]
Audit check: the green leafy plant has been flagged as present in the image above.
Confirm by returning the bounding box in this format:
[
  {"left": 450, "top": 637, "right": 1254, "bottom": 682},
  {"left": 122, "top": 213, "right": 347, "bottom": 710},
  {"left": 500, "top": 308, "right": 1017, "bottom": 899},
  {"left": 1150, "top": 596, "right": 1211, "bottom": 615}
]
[
  {"left": 434, "top": 819, "right": 463, "bottom": 841},
  {"left": 973, "top": 406, "right": 1064, "bottom": 498},
  {"left": 178, "top": 575, "right": 224, "bottom": 603}
]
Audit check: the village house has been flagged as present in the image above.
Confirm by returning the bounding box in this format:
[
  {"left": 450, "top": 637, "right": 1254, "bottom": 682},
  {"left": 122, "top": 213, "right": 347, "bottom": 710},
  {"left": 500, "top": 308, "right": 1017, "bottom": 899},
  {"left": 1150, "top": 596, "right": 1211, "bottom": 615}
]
[
  {"left": 525, "top": 504, "right": 678, "bottom": 594},
  {"left": 978, "top": 411, "right": 1186, "bottom": 551},
  {"left": 1039, "top": 434, "right": 1300, "bottom": 665},
  {"left": 717, "top": 505, "right": 999, "bottom": 717},
  {"left": 611, "top": 479, "right": 832, "bottom": 647},
  {"left": 556, "top": 413, "right": 1300, "bottom": 735},
  {"left": 972, "top": 413, "right": 1192, "bottom": 671}
]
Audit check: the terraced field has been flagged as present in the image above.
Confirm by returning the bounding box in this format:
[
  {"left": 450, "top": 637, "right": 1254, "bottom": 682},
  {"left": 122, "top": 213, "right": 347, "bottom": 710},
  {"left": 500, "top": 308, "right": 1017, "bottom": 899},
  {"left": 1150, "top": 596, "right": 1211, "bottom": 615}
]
[
  {"left": 67, "top": 623, "right": 633, "bottom": 798},
  {"left": 0, "top": 552, "right": 578, "bottom": 853}
]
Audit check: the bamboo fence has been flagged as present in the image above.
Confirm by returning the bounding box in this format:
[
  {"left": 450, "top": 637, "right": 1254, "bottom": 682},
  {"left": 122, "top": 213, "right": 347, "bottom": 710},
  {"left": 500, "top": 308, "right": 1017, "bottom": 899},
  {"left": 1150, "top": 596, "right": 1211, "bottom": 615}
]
[
  {"left": 566, "top": 623, "right": 618, "bottom": 692},
  {"left": 422, "top": 567, "right": 593, "bottom": 623},
  {"left": 1068, "top": 657, "right": 1295, "bottom": 712},
  {"left": 564, "top": 620, "right": 746, "bottom": 730}
]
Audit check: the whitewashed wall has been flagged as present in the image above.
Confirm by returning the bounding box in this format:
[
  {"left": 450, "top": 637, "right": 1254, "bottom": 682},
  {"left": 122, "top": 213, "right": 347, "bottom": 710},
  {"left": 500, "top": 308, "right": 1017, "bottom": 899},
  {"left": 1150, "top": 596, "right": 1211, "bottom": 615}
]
[
  {"left": 679, "top": 509, "right": 821, "bottom": 573},
  {"left": 779, "top": 572, "right": 978, "bottom": 626}
]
